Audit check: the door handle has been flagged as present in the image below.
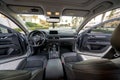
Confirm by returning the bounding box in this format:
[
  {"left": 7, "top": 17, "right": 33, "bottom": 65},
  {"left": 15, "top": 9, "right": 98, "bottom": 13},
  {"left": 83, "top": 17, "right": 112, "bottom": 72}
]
[{"left": 0, "top": 36, "right": 8, "bottom": 39}]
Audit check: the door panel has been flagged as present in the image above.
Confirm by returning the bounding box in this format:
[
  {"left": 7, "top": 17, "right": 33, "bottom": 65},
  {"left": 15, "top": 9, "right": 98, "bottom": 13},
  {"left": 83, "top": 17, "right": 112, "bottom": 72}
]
[
  {"left": 0, "top": 30, "right": 27, "bottom": 70},
  {"left": 79, "top": 33, "right": 111, "bottom": 53},
  {"left": 0, "top": 33, "right": 22, "bottom": 55},
  {"left": 0, "top": 32, "right": 27, "bottom": 70}
]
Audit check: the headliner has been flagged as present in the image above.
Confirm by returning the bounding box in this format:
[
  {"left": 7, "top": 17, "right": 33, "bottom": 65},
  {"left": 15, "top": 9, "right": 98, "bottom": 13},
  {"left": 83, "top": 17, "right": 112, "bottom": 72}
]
[
  {"left": 2, "top": 0, "right": 120, "bottom": 17},
  {"left": 1, "top": 0, "right": 120, "bottom": 33}
]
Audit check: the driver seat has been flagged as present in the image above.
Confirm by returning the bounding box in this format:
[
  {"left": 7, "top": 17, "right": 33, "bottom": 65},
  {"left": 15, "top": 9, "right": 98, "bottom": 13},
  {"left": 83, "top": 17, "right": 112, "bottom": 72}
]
[
  {"left": 63, "top": 24, "right": 120, "bottom": 80},
  {"left": 23, "top": 55, "right": 47, "bottom": 71},
  {"left": 16, "top": 32, "right": 47, "bottom": 71},
  {"left": 15, "top": 35, "right": 47, "bottom": 80},
  {"left": 16, "top": 55, "right": 47, "bottom": 79}
]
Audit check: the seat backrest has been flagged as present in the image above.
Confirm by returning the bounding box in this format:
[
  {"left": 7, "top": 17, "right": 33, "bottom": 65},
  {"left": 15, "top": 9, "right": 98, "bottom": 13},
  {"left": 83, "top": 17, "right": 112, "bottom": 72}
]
[
  {"left": 72, "top": 59, "right": 120, "bottom": 80},
  {"left": 111, "top": 24, "right": 120, "bottom": 52}
]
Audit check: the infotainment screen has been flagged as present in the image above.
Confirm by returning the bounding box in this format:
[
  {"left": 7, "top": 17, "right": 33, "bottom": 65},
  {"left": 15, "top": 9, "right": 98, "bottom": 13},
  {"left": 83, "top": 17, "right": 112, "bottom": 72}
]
[{"left": 49, "top": 30, "right": 58, "bottom": 34}]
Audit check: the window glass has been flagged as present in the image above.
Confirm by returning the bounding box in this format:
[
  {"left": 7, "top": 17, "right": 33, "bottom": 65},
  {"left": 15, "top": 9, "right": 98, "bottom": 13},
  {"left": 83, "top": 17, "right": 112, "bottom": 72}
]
[
  {"left": 0, "top": 27, "right": 8, "bottom": 33},
  {"left": 91, "top": 20, "right": 120, "bottom": 34},
  {"left": 18, "top": 14, "right": 84, "bottom": 33},
  {"left": 84, "top": 8, "right": 120, "bottom": 30},
  {"left": 0, "top": 13, "right": 23, "bottom": 33}
]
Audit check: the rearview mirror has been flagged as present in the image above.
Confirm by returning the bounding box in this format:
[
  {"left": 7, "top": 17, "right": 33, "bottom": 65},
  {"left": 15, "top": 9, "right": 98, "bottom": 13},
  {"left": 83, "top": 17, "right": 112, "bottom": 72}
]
[{"left": 46, "top": 17, "right": 60, "bottom": 23}]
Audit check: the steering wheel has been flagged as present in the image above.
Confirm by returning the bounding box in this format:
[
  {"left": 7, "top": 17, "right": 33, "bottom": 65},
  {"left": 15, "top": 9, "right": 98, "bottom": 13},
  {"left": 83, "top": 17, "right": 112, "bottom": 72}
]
[{"left": 28, "top": 30, "right": 46, "bottom": 47}]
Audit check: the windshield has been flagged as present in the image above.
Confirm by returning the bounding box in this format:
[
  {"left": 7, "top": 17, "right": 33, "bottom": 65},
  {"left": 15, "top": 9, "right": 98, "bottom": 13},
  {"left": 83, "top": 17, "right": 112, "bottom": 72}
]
[{"left": 18, "top": 14, "right": 84, "bottom": 32}]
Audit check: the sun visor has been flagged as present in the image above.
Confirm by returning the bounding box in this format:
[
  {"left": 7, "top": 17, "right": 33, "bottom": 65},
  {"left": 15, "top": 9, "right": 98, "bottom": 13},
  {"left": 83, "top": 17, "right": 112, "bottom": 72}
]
[
  {"left": 62, "top": 9, "right": 89, "bottom": 17},
  {"left": 8, "top": 5, "right": 44, "bottom": 14}
]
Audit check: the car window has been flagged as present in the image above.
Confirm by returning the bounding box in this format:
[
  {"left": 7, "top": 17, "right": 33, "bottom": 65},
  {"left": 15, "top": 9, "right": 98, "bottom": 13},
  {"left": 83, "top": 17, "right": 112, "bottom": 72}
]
[
  {"left": 0, "top": 13, "right": 24, "bottom": 33},
  {"left": 91, "top": 20, "right": 120, "bottom": 34},
  {"left": 0, "top": 27, "right": 9, "bottom": 33},
  {"left": 84, "top": 8, "right": 120, "bottom": 30},
  {"left": 18, "top": 14, "right": 84, "bottom": 32}
]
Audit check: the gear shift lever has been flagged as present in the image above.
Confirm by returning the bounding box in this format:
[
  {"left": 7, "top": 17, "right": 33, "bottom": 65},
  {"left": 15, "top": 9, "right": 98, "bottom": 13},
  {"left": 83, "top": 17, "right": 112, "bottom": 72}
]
[
  {"left": 53, "top": 44, "right": 56, "bottom": 51},
  {"left": 49, "top": 44, "right": 59, "bottom": 59}
]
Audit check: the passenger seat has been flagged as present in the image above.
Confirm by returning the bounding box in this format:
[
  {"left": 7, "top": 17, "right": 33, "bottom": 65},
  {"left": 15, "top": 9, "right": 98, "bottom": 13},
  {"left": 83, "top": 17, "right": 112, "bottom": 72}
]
[
  {"left": 61, "top": 52, "right": 84, "bottom": 65},
  {"left": 63, "top": 24, "right": 120, "bottom": 80}
]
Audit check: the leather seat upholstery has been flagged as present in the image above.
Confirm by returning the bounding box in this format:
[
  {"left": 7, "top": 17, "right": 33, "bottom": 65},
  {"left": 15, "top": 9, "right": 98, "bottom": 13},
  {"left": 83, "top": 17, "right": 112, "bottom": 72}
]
[
  {"left": 17, "top": 55, "right": 47, "bottom": 71},
  {"left": 64, "top": 24, "right": 120, "bottom": 80},
  {"left": 65, "top": 59, "right": 120, "bottom": 80},
  {"left": 30, "top": 69, "right": 44, "bottom": 80},
  {"left": 24, "top": 56, "right": 47, "bottom": 71},
  {"left": 111, "top": 24, "right": 120, "bottom": 52},
  {"left": 16, "top": 56, "right": 47, "bottom": 80},
  {"left": 0, "top": 70, "right": 31, "bottom": 80},
  {"left": 16, "top": 34, "right": 47, "bottom": 79},
  {"left": 61, "top": 52, "right": 83, "bottom": 64},
  {"left": 0, "top": 69, "right": 43, "bottom": 80}
]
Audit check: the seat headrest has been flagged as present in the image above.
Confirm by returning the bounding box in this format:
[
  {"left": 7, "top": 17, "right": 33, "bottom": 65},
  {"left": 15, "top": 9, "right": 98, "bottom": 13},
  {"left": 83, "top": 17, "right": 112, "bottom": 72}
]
[{"left": 111, "top": 24, "right": 120, "bottom": 52}]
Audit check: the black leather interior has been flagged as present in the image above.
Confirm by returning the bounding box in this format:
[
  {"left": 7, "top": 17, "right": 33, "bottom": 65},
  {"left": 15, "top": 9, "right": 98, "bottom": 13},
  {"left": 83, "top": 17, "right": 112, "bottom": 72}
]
[
  {"left": 45, "top": 59, "right": 64, "bottom": 80},
  {"left": 0, "top": 69, "right": 44, "bottom": 80},
  {"left": 0, "top": 70, "right": 31, "bottom": 80},
  {"left": 23, "top": 55, "right": 47, "bottom": 71},
  {"left": 70, "top": 59, "right": 120, "bottom": 80},
  {"left": 61, "top": 52, "right": 84, "bottom": 80},
  {"left": 64, "top": 58, "right": 120, "bottom": 80},
  {"left": 30, "top": 69, "right": 44, "bottom": 80},
  {"left": 17, "top": 55, "right": 47, "bottom": 71},
  {"left": 15, "top": 51, "right": 47, "bottom": 79},
  {"left": 61, "top": 52, "right": 83, "bottom": 64}
]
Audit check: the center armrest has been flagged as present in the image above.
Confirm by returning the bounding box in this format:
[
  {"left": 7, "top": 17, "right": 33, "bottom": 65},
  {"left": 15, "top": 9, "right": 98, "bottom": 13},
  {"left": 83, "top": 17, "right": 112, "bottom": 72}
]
[{"left": 45, "top": 59, "right": 64, "bottom": 79}]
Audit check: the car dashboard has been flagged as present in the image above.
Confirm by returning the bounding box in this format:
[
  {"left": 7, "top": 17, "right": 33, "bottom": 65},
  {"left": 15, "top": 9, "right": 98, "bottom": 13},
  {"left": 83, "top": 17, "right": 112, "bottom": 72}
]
[
  {"left": 29, "top": 29, "right": 77, "bottom": 56},
  {"left": 46, "top": 30, "right": 76, "bottom": 42}
]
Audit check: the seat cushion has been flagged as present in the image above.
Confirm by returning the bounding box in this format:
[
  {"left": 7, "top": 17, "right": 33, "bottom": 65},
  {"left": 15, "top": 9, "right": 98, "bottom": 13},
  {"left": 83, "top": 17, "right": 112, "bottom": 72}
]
[
  {"left": 24, "top": 55, "right": 47, "bottom": 71},
  {"left": 30, "top": 69, "right": 43, "bottom": 80},
  {"left": 66, "top": 59, "right": 120, "bottom": 80},
  {"left": 61, "top": 52, "right": 83, "bottom": 64},
  {"left": 0, "top": 70, "right": 31, "bottom": 80}
]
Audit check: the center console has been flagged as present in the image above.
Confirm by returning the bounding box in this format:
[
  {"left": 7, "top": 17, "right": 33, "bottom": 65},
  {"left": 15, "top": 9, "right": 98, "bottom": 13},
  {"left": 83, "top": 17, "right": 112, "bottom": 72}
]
[
  {"left": 45, "top": 31, "right": 64, "bottom": 79},
  {"left": 45, "top": 59, "right": 64, "bottom": 80},
  {"left": 47, "top": 30, "right": 60, "bottom": 59},
  {"left": 45, "top": 45, "right": 64, "bottom": 80},
  {"left": 45, "top": 51, "right": 64, "bottom": 80}
]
